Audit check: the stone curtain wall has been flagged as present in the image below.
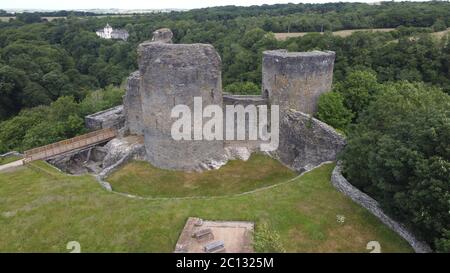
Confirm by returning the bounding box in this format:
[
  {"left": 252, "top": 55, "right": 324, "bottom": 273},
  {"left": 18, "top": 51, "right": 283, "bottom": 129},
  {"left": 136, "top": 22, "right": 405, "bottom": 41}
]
[
  {"left": 137, "top": 42, "right": 226, "bottom": 171},
  {"left": 85, "top": 105, "right": 125, "bottom": 131},
  {"left": 275, "top": 110, "right": 345, "bottom": 172},
  {"left": 123, "top": 71, "right": 143, "bottom": 135},
  {"left": 331, "top": 164, "right": 432, "bottom": 253},
  {"left": 262, "top": 50, "right": 335, "bottom": 115},
  {"left": 222, "top": 94, "right": 268, "bottom": 152}
]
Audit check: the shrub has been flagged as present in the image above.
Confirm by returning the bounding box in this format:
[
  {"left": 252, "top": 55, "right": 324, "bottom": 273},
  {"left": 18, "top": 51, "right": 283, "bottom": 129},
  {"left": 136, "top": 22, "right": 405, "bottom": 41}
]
[{"left": 253, "top": 223, "right": 286, "bottom": 253}]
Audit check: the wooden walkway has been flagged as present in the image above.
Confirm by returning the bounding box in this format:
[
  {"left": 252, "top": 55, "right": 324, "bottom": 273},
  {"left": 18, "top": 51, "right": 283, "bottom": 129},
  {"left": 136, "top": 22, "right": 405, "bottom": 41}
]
[{"left": 23, "top": 128, "right": 117, "bottom": 163}]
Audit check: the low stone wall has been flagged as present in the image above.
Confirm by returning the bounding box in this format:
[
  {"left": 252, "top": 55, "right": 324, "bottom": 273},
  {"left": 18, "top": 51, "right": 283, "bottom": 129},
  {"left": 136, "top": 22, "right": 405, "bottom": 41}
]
[
  {"left": 85, "top": 105, "right": 125, "bottom": 131},
  {"left": 222, "top": 94, "right": 268, "bottom": 105},
  {"left": 0, "top": 151, "right": 23, "bottom": 158},
  {"left": 275, "top": 109, "right": 345, "bottom": 172},
  {"left": 47, "top": 146, "right": 107, "bottom": 175},
  {"left": 331, "top": 164, "right": 432, "bottom": 253}
]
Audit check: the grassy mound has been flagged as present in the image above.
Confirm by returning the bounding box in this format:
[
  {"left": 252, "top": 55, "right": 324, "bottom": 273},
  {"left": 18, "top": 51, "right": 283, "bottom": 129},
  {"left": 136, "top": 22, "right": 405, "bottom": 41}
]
[
  {"left": 0, "top": 160, "right": 413, "bottom": 252},
  {"left": 107, "top": 154, "right": 297, "bottom": 197}
]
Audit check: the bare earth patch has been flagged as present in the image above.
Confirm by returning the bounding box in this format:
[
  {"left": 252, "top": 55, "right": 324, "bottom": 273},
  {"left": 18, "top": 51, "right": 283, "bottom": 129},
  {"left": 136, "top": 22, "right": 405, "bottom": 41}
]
[{"left": 175, "top": 217, "right": 254, "bottom": 253}]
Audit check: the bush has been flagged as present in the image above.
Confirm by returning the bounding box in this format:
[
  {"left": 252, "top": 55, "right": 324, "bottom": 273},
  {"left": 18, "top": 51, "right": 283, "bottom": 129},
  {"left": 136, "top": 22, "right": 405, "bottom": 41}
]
[
  {"left": 224, "top": 82, "right": 260, "bottom": 95},
  {"left": 253, "top": 223, "right": 286, "bottom": 253}
]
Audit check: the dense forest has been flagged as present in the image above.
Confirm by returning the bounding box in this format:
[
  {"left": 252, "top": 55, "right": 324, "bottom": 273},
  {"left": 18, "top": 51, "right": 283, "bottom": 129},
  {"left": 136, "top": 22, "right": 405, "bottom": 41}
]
[{"left": 0, "top": 1, "right": 449, "bottom": 252}]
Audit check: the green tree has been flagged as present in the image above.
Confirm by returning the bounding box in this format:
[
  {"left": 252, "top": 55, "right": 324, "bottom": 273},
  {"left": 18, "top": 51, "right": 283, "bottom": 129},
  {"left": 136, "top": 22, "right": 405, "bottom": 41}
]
[
  {"left": 16, "top": 13, "right": 42, "bottom": 24},
  {"left": 0, "top": 65, "right": 27, "bottom": 120},
  {"left": 432, "top": 18, "right": 447, "bottom": 32},
  {"left": 41, "top": 70, "right": 71, "bottom": 99},
  {"left": 316, "top": 92, "right": 354, "bottom": 132},
  {"left": 334, "top": 70, "right": 382, "bottom": 120},
  {"left": 342, "top": 82, "right": 450, "bottom": 251},
  {"left": 22, "top": 82, "right": 52, "bottom": 107}
]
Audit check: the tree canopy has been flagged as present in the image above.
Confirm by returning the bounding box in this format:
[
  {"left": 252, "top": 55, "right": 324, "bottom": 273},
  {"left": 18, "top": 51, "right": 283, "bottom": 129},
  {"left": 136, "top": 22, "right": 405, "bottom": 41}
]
[{"left": 341, "top": 82, "right": 450, "bottom": 252}]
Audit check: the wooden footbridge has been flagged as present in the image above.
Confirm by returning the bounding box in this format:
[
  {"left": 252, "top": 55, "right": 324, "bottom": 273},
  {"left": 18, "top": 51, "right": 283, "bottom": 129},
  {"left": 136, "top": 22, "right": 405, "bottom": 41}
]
[{"left": 23, "top": 128, "right": 117, "bottom": 163}]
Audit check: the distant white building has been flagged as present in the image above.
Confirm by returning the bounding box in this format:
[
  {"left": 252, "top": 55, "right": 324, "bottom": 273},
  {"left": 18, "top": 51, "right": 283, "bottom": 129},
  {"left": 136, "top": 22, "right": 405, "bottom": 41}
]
[{"left": 96, "top": 23, "right": 129, "bottom": 41}]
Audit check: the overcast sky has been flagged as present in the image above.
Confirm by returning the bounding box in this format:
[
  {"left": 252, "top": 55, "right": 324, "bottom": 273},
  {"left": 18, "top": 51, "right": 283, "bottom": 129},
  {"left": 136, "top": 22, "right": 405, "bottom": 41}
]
[{"left": 1, "top": 0, "right": 428, "bottom": 11}]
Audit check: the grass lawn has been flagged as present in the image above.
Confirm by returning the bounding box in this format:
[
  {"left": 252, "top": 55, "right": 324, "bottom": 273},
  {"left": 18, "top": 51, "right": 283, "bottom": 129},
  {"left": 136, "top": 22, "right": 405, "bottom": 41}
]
[
  {"left": 0, "top": 159, "right": 413, "bottom": 252},
  {"left": 0, "top": 155, "right": 22, "bottom": 166},
  {"left": 107, "top": 154, "right": 297, "bottom": 197}
]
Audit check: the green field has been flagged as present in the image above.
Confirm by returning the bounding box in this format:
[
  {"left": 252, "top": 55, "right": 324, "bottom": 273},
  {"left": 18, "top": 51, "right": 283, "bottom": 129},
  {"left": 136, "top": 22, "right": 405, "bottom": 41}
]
[
  {"left": 107, "top": 154, "right": 297, "bottom": 197},
  {"left": 0, "top": 159, "right": 413, "bottom": 252}
]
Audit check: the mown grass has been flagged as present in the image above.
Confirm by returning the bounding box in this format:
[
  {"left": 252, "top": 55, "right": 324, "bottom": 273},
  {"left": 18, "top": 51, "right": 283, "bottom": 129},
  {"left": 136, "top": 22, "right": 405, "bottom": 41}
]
[
  {"left": 0, "top": 156, "right": 22, "bottom": 166},
  {"left": 0, "top": 160, "right": 413, "bottom": 252},
  {"left": 107, "top": 154, "right": 297, "bottom": 197}
]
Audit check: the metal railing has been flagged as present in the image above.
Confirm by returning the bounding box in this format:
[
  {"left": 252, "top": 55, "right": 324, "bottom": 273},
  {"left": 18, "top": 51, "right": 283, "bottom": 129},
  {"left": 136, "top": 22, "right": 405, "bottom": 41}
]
[{"left": 23, "top": 128, "right": 117, "bottom": 163}]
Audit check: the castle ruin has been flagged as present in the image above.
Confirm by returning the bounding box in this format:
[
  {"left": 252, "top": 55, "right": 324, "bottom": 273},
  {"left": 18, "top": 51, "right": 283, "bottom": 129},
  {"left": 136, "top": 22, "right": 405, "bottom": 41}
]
[{"left": 90, "top": 28, "right": 345, "bottom": 172}]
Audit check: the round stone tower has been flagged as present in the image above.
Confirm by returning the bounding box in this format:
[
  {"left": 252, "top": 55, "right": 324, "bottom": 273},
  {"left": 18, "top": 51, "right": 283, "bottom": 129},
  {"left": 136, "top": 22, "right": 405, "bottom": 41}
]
[
  {"left": 137, "top": 42, "right": 225, "bottom": 171},
  {"left": 262, "top": 50, "right": 335, "bottom": 115}
]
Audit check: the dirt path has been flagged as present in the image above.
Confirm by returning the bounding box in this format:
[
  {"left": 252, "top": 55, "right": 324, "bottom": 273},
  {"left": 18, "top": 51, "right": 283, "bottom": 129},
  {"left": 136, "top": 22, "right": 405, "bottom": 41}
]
[{"left": 0, "top": 160, "right": 24, "bottom": 173}]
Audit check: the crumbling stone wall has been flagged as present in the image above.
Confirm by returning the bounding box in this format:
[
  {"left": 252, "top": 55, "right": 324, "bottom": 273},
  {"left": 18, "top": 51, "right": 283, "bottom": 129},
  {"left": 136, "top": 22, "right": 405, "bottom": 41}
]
[
  {"left": 85, "top": 105, "right": 125, "bottom": 131},
  {"left": 262, "top": 50, "right": 335, "bottom": 115},
  {"left": 123, "top": 28, "right": 174, "bottom": 136},
  {"left": 47, "top": 146, "right": 108, "bottom": 175},
  {"left": 151, "top": 28, "right": 173, "bottom": 43},
  {"left": 275, "top": 109, "right": 345, "bottom": 172},
  {"left": 123, "top": 71, "right": 143, "bottom": 135},
  {"left": 137, "top": 42, "right": 226, "bottom": 171}
]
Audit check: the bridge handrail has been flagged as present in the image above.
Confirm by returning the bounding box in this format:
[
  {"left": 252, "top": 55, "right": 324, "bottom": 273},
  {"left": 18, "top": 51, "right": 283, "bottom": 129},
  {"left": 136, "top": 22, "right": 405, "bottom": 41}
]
[{"left": 24, "top": 128, "right": 116, "bottom": 157}]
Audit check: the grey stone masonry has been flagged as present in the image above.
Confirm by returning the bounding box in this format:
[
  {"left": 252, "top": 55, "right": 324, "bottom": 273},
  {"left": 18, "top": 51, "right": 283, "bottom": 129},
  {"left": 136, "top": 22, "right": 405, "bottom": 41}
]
[
  {"left": 275, "top": 109, "right": 345, "bottom": 172},
  {"left": 123, "top": 71, "right": 143, "bottom": 135},
  {"left": 137, "top": 42, "right": 226, "bottom": 171},
  {"left": 151, "top": 28, "right": 173, "bottom": 43},
  {"left": 262, "top": 50, "right": 335, "bottom": 115},
  {"left": 85, "top": 105, "right": 125, "bottom": 131}
]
